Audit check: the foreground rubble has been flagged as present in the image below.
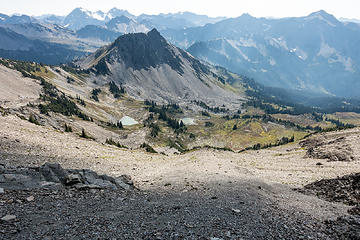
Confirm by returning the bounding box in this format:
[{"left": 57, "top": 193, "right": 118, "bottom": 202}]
[{"left": 0, "top": 163, "right": 134, "bottom": 191}]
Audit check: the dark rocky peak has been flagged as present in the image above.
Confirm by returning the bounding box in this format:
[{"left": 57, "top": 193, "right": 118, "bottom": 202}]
[
  {"left": 111, "top": 28, "right": 167, "bottom": 47},
  {"left": 93, "top": 29, "right": 186, "bottom": 73},
  {"left": 147, "top": 28, "right": 165, "bottom": 42}
]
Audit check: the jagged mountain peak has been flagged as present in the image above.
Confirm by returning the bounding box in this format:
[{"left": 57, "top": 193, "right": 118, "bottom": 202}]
[
  {"left": 96, "top": 28, "right": 184, "bottom": 72},
  {"left": 309, "top": 10, "right": 332, "bottom": 17},
  {"left": 306, "top": 10, "right": 340, "bottom": 25},
  {"left": 239, "top": 13, "right": 254, "bottom": 18},
  {"left": 70, "top": 7, "right": 89, "bottom": 15},
  {"left": 111, "top": 28, "right": 167, "bottom": 47},
  {"left": 147, "top": 28, "right": 164, "bottom": 40}
]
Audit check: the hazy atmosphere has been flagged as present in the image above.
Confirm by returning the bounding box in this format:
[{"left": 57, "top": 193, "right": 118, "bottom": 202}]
[{"left": 2, "top": 0, "right": 360, "bottom": 19}]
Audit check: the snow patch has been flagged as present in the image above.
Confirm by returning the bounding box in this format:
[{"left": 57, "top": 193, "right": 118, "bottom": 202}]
[{"left": 289, "top": 47, "right": 307, "bottom": 60}]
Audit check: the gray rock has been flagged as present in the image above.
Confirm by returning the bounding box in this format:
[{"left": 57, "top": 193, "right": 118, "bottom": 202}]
[
  {"left": 115, "top": 178, "right": 131, "bottom": 190},
  {"left": 93, "top": 179, "right": 117, "bottom": 190},
  {"left": 82, "top": 170, "right": 99, "bottom": 184},
  {"left": 0, "top": 163, "right": 134, "bottom": 192},
  {"left": 0, "top": 187, "right": 4, "bottom": 194},
  {"left": 66, "top": 174, "right": 83, "bottom": 186},
  {"left": 232, "top": 208, "right": 241, "bottom": 214},
  {"left": 1, "top": 215, "right": 16, "bottom": 221},
  {"left": 26, "top": 196, "right": 35, "bottom": 202},
  {"left": 115, "top": 175, "right": 134, "bottom": 190},
  {"left": 39, "top": 163, "right": 69, "bottom": 184}
]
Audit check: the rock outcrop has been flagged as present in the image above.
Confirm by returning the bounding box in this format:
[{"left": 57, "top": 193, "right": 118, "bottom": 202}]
[{"left": 0, "top": 162, "right": 134, "bottom": 191}]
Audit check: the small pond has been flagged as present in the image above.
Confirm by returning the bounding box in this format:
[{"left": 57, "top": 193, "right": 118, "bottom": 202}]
[
  {"left": 120, "top": 116, "right": 139, "bottom": 126},
  {"left": 180, "top": 118, "right": 196, "bottom": 125}
]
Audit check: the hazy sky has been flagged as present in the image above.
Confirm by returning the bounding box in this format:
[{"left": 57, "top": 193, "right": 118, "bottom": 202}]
[{"left": 1, "top": 0, "right": 359, "bottom": 19}]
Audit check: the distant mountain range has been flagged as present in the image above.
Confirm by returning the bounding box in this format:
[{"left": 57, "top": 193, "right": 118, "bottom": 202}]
[
  {"left": 0, "top": 8, "right": 359, "bottom": 98},
  {"left": 340, "top": 17, "right": 360, "bottom": 24},
  {"left": 37, "top": 8, "right": 225, "bottom": 31},
  {"left": 0, "top": 26, "right": 84, "bottom": 64},
  {"left": 0, "top": 8, "right": 226, "bottom": 64},
  {"left": 163, "top": 10, "right": 360, "bottom": 97}
]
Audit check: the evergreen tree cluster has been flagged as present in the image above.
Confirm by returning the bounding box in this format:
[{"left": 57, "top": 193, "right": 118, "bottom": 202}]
[
  {"left": 192, "top": 100, "right": 229, "bottom": 113},
  {"left": 204, "top": 121, "right": 214, "bottom": 127},
  {"left": 107, "top": 121, "right": 123, "bottom": 129},
  {"left": 105, "top": 138, "right": 128, "bottom": 148},
  {"left": 145, "top": 100, "right": 186, "bottom": 133},
  {"left": 28, "top": 114, "right": 40, "bottom": 125},
  {"left": 109, "top": 81, "right": 126, "bottom": 98},
  {"left": 60, "top": 63, "right": 90, "bottom": 75},
  {"left": 76, "top": 95, "right": 86, "bottom": 106},
  {"left": 0, "top": 59, "right": 90, "bottom": 121},
  {"left": 149, "top": 123, "right": 160, "bottom": 137},
  {"left": 38, "top": 79, "right": 89, "bottom": 121},
  {"left": 240, "top": 114, "right": 354, "bottom": 133},
  {"left": 0, "top": 58, "right": 44, "bottom": 79},
  {"left": 39, "top": 94, "right": 89, "bottom": 121},
  {"left": 64, "top": 123, "right": 72, "bottom": 132},
  {"left": 91, "top": 88, "right": 101, "bottom": 102},
  {"left": 201, "top": 111, "right": 210, "bottom": 117},
  {"left": 140, "top": 143, "right": 157, "bottom": 153},
  {"left": 66, "top": 76, "right": 75, "bottom": 84},
  {"left": 93, "top": 59, "right": 110, "bottom": 76},
  {"left": 242, "top": 135, "right": 295, "bottom": 152}
]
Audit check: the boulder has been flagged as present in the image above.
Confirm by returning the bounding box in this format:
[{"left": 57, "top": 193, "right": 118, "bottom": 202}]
[
  {"left": 1, "top": 215, "right": 16, "bottom": 222},
  {"left": 65, "top": 174, "right": 83, "bottom": 186},
  {"left": 115, "top": 175, "right": 134, "bottom": 190},
  {"left": 38, "top": 163, "right": 69, "bottom": 184}
]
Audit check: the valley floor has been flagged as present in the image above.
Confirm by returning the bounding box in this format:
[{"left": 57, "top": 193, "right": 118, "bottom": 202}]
[{"left": 1, "top": 114, "right": 360, "bottom": 239}]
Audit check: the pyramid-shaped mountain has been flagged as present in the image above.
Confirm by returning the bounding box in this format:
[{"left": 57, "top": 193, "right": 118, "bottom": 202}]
[{"left": 78, "top": 29, "right": 243, "bottom": 107}]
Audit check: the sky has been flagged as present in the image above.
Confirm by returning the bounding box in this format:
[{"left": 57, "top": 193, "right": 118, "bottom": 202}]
[{"left": 1, "top": 0, "right": 359, "bottom": 19}]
